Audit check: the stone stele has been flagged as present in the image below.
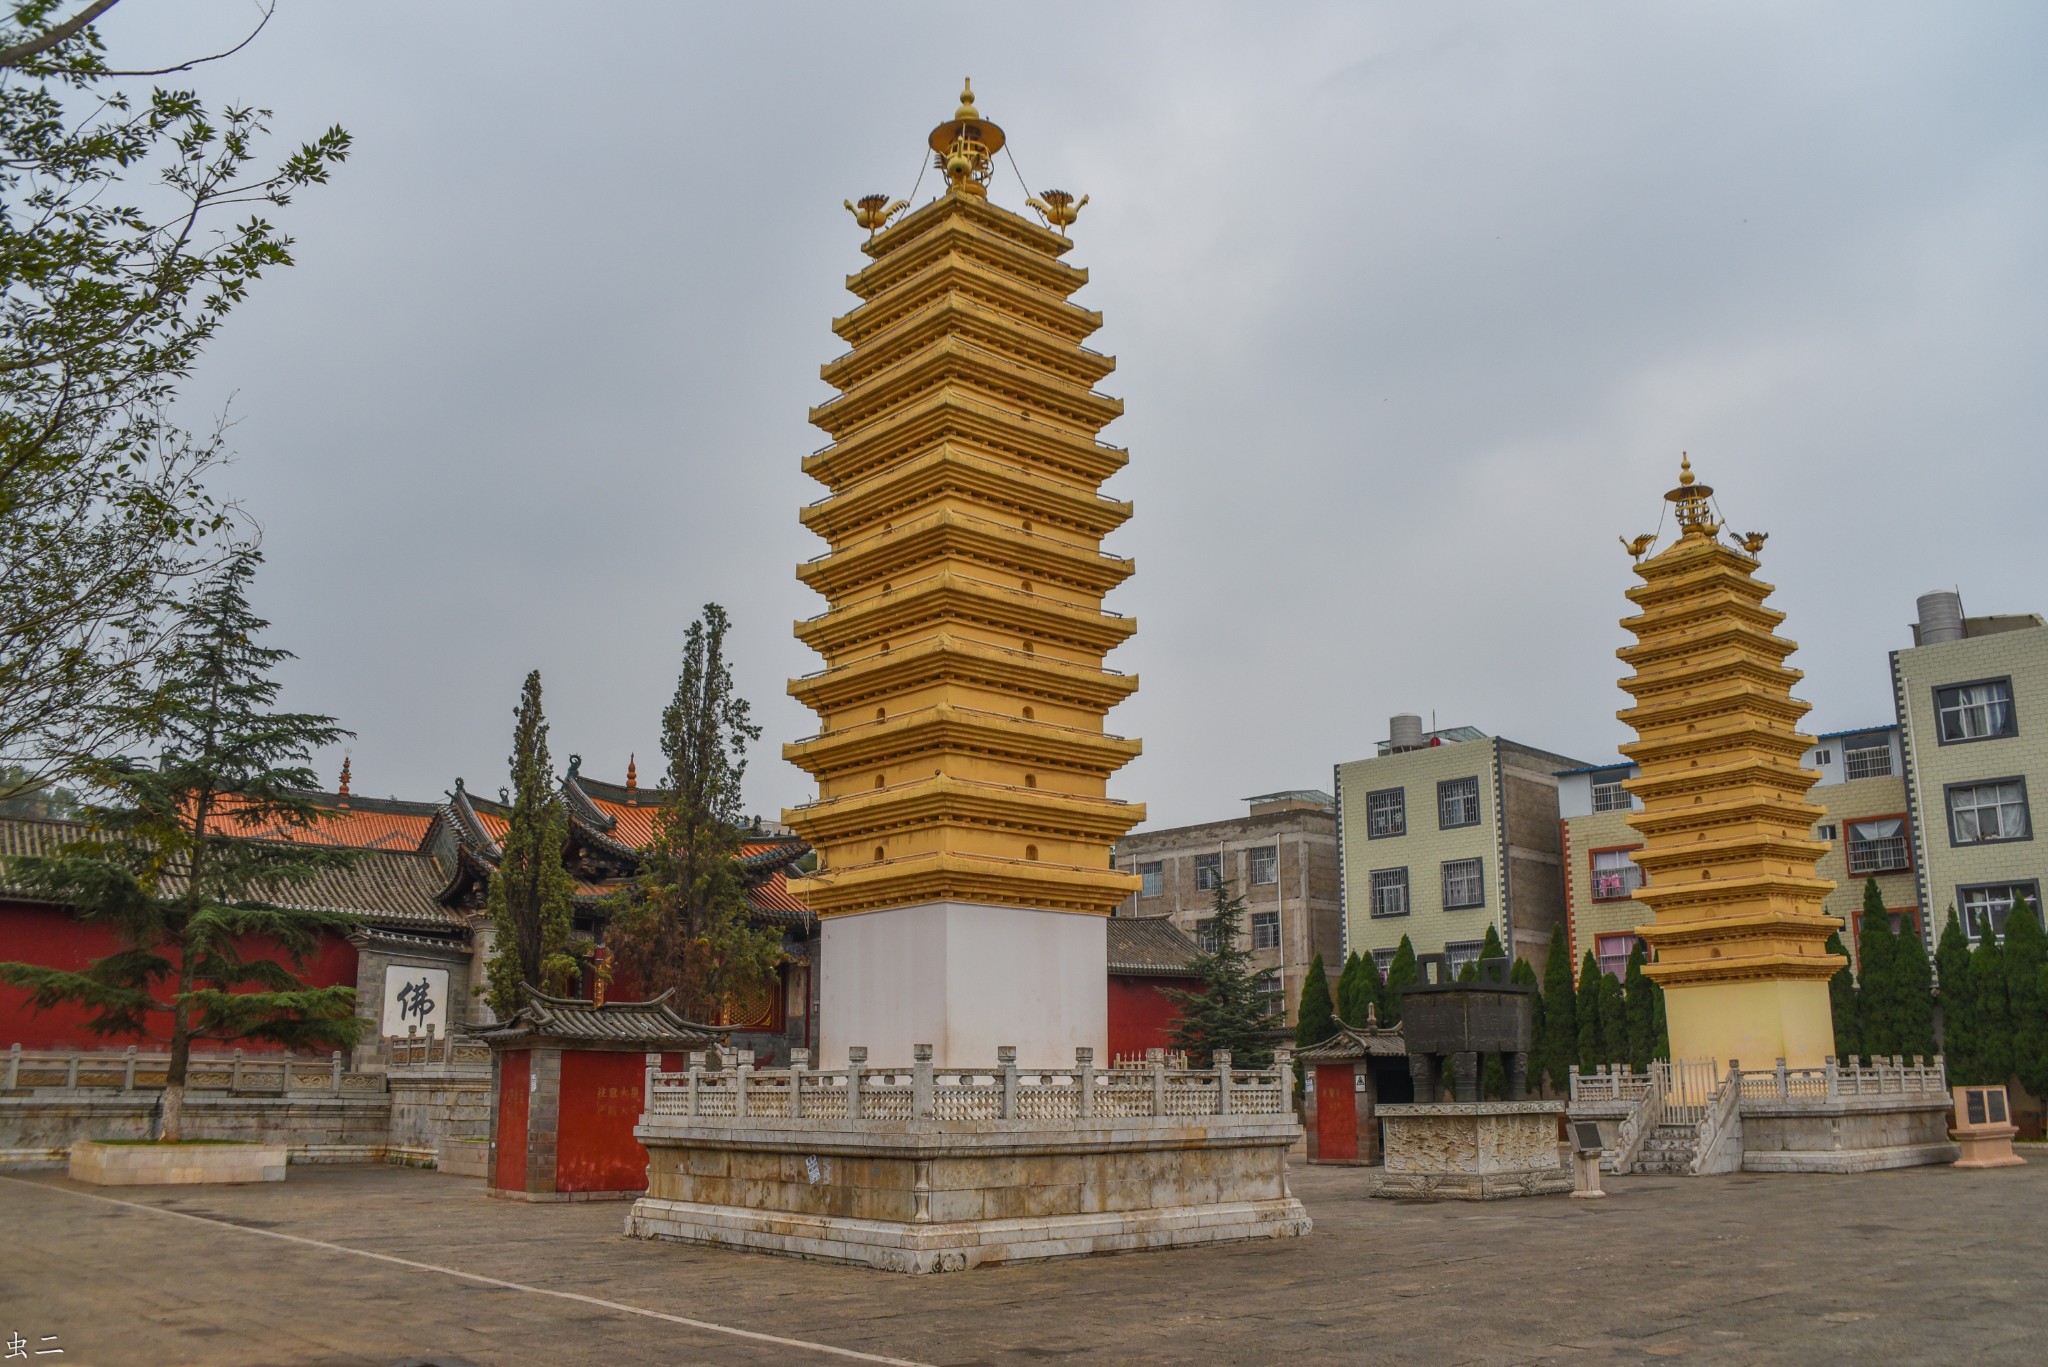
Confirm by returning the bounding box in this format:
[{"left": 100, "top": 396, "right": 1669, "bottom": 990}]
[{"left": 1372, "top": 1102, "right": 1573, "bottom": 1200}]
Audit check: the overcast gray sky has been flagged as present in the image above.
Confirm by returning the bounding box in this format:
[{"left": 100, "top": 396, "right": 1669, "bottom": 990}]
[{"left": 107, "top": 2, "right": 2048, "bottom": 829}]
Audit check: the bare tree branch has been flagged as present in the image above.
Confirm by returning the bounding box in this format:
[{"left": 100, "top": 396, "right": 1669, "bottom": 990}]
[
  {"left": 98, "top": 2, "right": 274, "bottom": 77},
  {"left": 0, "top": 0, "right": 121, "bottom": 70}
]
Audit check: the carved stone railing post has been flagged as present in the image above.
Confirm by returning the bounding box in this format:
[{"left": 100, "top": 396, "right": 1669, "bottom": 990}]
[
  {"left": 847, "top": 1046, "right": 867, "bottom": 1120},
  {"left": 790, "top": 1049, "right": 809, "bottom": 1119},
  {"left": 121, "top": 1046, "right": 137, "bottom": 1094},
  {"left": 229, "top": 1048, "right": 245, "bottom": 1093},
  {"left": 5, "top": 1044, "right": 18, "bottom": 1092},
  {"left": 912, "top": 1043, "right": 934, "bottom": 1119},
  {"left": 1215, "top": 1049, "right": 1233, "bottom": 1116},
  {"left": 998, "top": 1045, "right": 1017, "bottom": 1120},
  {"left": 735, "top": 1049, "right": 754, "bottom": 1119},
  {"left": 1567, "top": 1063, "right": 1580, "bottom": 1104},
  {"left": 1076, "top": 1047, "right": 1095, "bottom": 1120},
  {"left": 685, "top": 1051, "right": 704, "bottom": 1119},
  {"left": 1148, "top": 1048, "right": 1167, "bottom": 1118},
  {"left": 425, "top": 1023, "right": 438, "bottom": 1065},
  {"left": 1273, "top": 1045, "right": 1294, "bottom": 1116},
  {"left": 643, "top": 1051, "right": 660, "bottom": 1115},
  {"left": 1773, "top": 1057, "right": 1787, "bottom": 1101}
]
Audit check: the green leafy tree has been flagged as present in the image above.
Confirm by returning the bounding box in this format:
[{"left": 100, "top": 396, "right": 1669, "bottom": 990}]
[
  {"left": 482, "top": 671, "right": 577, "bottom": 1018},
  {"left": 1381, "top": 935, "right": 1418, "bottom": 1026},
  {"left": 1575, "top": 950, "right": 1603, "bottom": 1069},
  {"left": 1538, "top": 923, "right": 1577, "bottom": 1092},
  {"left": 1934, "top": 908, "right": 1977, "bottom": 1081},
  {"left": 2002, "top": 895, "right": 2048, "bottom": 1102},
  {"left": 608, "top": 605, "right": 779, "bottom": 1022},
  {"left": 1166, "top": 881, "right": 1278, "bottom": 1067},
  {"left": 0, "top": 3, "right": 350, "bottom": 801},
  {"left": 1294, "top": 953, "right": 1335, "bottom": 1049},
  {"left": 1623, "top": 940, "right": 1656, "bottom": 1073},
  {"left": 1855, "top": 881, "right": 1900, "bottom": 1061},
  {"left": 1825, "top": 928, "right": 1861, "bottom": 1062},
  {"left": 1970, "top": 924, "right": 2015, "bottom": 1087},
  {"left": 1335, "top": 950, "right": 1378, "bottom": 1028},
  {"left": 0, "top": 552, "right": 360, "bottom": 1140}
]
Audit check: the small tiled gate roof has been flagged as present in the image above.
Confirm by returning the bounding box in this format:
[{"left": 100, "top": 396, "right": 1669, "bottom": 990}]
[
  {"left": 1106, "top": 916, "right": 1203, "bottom": 976},
  {"left": 1295, "top": 1021, "right": 1408, "bottom": 1062},
  {"left": 468, "top": 989, "right": 719, "bottom": 1049}
]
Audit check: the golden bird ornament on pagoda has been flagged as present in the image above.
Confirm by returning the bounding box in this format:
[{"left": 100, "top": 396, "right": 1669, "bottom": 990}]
[
  {"left": 1026, "top": 189, "right": 1089, "bottom": 235},
  {"left": 844, "top": 194, "right": 908, "bottom": 238},
  {"left": 1620, "top": 533, "right": 1657, "bottom": 561},
  {"left": 1741, "top": 530, "right": 1769, "bottom": 554}
]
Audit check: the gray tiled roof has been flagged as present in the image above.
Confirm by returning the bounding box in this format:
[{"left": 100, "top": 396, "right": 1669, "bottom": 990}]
[
  {"left": 469, "top": 989, "right": 718, "bottom": 1047},
  {"left": 1106, "top": 916, "right": 1203, "bottom": 976},
  {"left": 1294, "top": 1022, "right": 1408, "bottom": 1062}
]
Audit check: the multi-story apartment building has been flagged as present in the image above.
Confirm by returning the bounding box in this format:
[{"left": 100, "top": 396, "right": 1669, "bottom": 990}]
[
  {"left": 1110, "top": 791, "right": 1342, "bottom": 1028},
  {"left": 1558, "top": 760, "right": 1648, "bottom": 981},
  {"left": 1336, "top": 717, "right": 1584, "bottom": 976},
  {"left": 1893, "top": 592, "right": 2048, "bottom": 947}
]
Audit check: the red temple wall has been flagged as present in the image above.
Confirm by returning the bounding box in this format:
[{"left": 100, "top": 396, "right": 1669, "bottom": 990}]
[
  {"left": 0, "top": 901, "right": 358, "bottom": 1052},
  {"left": 495, "top": 1049, "right": 530, "bottom": 1189},
  {"left": 1107, "top": 974, "right": 1200, "bottom": 1062},
  {"left": 555, "top": 1049, "right": 656, "bottom": 1193}
]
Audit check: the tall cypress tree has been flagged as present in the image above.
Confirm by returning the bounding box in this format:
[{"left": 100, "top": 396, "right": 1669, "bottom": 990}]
[
  {"left": 1623, "top": 940, "right": 1656, "bottom": 1073},
  {"left": 1513, "top": 955, "right": 1545, "bottom": 1094},
  {"left": 1598, "top": 968, "right": 1628, "bottom": 1067},
  {"left": 2002, "top": 896, "right": 2048, "bottom": 1102},
  {"left": 1895, "top": 911, "right": 1938, "bottom": 1061},
  {"left": 1575, "top": 950, "right": 1603, "bottom": 1069},
  {"left": 1166, "top": 882, "right": 1278, "bottom": 1067},
  {"left": 1825, "top": 928, "right": 1861, "bottom": 1062},
  {"left": 1934, "top": 908, "right": 1978, "bottom": 1081},
  {"left": 0, "top": 553, "right": 362, "bottom": 1141},
  {"left": 484, "top": 671, "right": 578, "bottom": 1018},
  {"left": 1970, "top": 924, "right": 2015, "bottom": 1087},
  {"left": 1539, "top": 924, "right": 1578, "bottom": 1092},
  {"left": 1382, "top": 935, "right": 1419, "bottom": 1026},
  {"left": 1294, "top": 953, "right": 1336, "bottom": 1049},
  {"left": 1335, "top": 951, "right": 1377, "bottom": 1027},
  {"left": 1855, "top": 880, "right": 1899, "bottom": 1061}
]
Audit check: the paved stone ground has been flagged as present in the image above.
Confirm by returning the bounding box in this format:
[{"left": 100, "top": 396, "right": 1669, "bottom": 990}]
[{"left": 0, "top": 1157, "right": 2040, "bottom": 1366}]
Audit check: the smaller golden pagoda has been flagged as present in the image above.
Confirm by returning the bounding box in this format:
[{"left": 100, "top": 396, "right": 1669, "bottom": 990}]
[{"left": 1618, "top": 457, "right": 1842, "bottom": 1069}]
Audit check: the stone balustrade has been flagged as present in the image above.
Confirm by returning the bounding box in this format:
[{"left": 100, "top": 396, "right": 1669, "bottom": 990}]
[
  {"left": 1733, "top": 1054, "right": 1947, "bottom": 1103},
  {"left": 2, "top": 1044, "right": 379, "bottom": 1097},
  {"left": 383, "top": 1026, "right": 490, "bottom": 1069},
  {"left": 644, "top": 1043, "right": 1294, "bottom": 1125}
]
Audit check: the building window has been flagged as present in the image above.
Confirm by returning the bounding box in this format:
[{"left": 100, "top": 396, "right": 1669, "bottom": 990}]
[
  {"left": 1138, "top": 861, "right": 1164, "bottom": 897},
  {"left": 1372, "top": 947, "right": 1398, "bottom": 975},
  {"left": 1252, "top": 910, "right": 1280, "bottom": 950},
  {"left": 1369, "top": 867, "right": 1409, "bottom": 918},
  {"left": 1249, "top": 845, "right": 1278, "bottom": 886},
  {"left": 1366, "top": 788, "right": 1406, "bottom": 839},
  {"left": 1196, "top": 918, "right": 1223, "bottom": 953},
  {"left": 1812, "top": 749, "right": 1833, "bottom": 767},
  {"left": 1442, "top": 857, "right": 1485, "bottom": 909},
  {"left": 1947, "top": 779, "right": 2031, "bottom": 845},
  {"left": 1194, "top": 852, "right": 1223, "bottom": 891},
  {"left": 1815, "top": 823, "right": 1838, "bottom": 842},
  {"left": 1959, "top": 883, "right": 2042, "bottom": 943},
  {"left": 1590, "top": 848, "right": 1644, "bottom": 901},
  {"left": 1444, "top": 939, "right": 1485, "bottom": 977},
  {"left": 1259, "top": 971, "right": 1284, "bottom": 1021},
  {"left": 1846, "top": 818, "right": 1911, "bottom": 875},
  {"left": 1591, "top": 773, "right": 1632, "bottom": 813},
  {"left": 1842, "top": 735, "right": 1894, "bottom": 780},
  {"left": 1936, "top": 679, "right": 2017, "bottom": 744},
  {"left": 1595, "top": 933, "right": 1637, "bottom": 981},
  {"left": 1438, "top": 777, "right": 1481, "bottom": 829}
]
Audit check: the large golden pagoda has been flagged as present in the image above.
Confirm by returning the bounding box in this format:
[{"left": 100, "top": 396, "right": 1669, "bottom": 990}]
[
  {"left": 1619, "top": 458, "right": 1842, "bottom": 1069},
  {"left": 782, "top": 85, "right": 1142, "bottom": 1063}
]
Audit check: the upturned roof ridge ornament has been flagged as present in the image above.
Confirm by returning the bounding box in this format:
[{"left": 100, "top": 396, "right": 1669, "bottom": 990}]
[{"left": 1026, "top": 188, "right": 1088, "bottom": 236}]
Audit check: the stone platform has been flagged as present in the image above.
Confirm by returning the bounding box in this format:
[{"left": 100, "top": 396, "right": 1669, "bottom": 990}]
[
  {"left": 1372, "top": 1101, "right": 1571, "bottom": 1200},
  {"left": 69, "top": 1138, "right": 287, "bottom": 1185},
  {"left": 626, "top": 1045, "right": 1310, "bottom": 1272}
]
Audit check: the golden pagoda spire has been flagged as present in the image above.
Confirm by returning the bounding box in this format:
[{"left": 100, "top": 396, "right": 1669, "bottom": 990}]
[
  {"left": 1664, "top": 452, "right": 1720, "bottom": 539},
  {"left": 928, "top": 77, "right": 1005, "bottom": 197}
]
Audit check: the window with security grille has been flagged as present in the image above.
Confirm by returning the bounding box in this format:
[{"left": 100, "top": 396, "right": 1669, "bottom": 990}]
[
  {"left": 1259, "top": 972, "right": 1285, "bottom": 1021},
  {"left": 1960, "top": 883, "right": 2042, "bottom": 943},
  {"left": 1846, "top": 818, "right": 1910, "bottom": 874},
  {"left": 1249, "top": 845, "right": 1278, "bottom": 885},
  {"left": 1194, "top": 852, "right": 1223, "bottom": 890},
  {"left": 1591, "top": 774, "right": 1633, "bottom": 812},
  {"left": 1595, "top": 933, "right": 1637, "bottom": 981},
  {"left": 1367, "top": 788, "right": 1406, "bottom": 838},
  {"left": 1139, "top": 861, "right": 1164, "bottom": 897},
  {"left": 1936, "top": 679, "right": 2017, "bottom": 744},
  {"left": 1372, "top": 947, "right": 1398, "bottom": 975},
  {"left": 1370, "top": 867, "right": 1409, "bottom": 918},
  {"left": 1252, "top": 910, "right": 1280, "bottom": 949},
  {"left": 1196, "top": 917, "right": 1223, "bottom": 953},
  {"left": 1842, "top": 735, "right": 1894, "bottom": 779},
  {"left": 1591, "top": 848, "right": 1644, "bottom": 901},
  {"left": 1442, "top": 857, "right": 1485, "bottom": 909},
  {"left": 1948, "top": 780, "right": 2030, "bottom": 845},
  {"left": 1438, "top": 777, "right": 1481, "bottom": 829},
  {"left": 1444, "top": 940, "right": 1485, "bottom": 977}
]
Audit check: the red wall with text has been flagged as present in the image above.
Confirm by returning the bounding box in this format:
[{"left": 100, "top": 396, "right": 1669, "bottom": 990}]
[{"left": 1107, "top": 974, "right": 1201, "bottom": 1062}]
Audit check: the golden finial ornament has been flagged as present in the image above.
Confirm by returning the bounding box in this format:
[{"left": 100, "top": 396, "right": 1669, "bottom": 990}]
[
  {"left": 1026, "top": 188, "right": 1089, "bottom": 235},
  {"left": 337, "top": 754, "right": 352, "bottom": 801},
  {"left": 1664, "top": 452, "right": 1719, "bottom": 538},
  {"left": 927, "top": 77, "right": 1005, "bottom": 197},
  {"left": 1740, "top": 531, "right": 1769, "bottom": 555},
  {"left": 1620, "top": 533, "right": 1657, "bottom": 561},
  {"left": 844, "top": 193, "right": 908, "bottom": 238},
  {"left": 626, "top": 753, "right": 638, "bottom": 796}
]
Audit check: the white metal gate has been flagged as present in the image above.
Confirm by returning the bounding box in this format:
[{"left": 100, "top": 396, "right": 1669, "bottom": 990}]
[{"left": 1654, "top": 1057, "right": 1720, "bottom": 1127}]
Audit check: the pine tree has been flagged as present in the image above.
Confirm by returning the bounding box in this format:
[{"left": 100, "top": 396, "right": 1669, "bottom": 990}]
[
  {"left": 1855, "top": 880, "right": 1899, "bottom": 1061},
  {"left": 606, "top": 605, "right": 780, "bottom": 1022},
  {"left": 1512, "top": 955, "right": 1545, "bottom": 1095},
  {"left": 1934, "top": 908, "right": 1978, "bottom": 1081},
  {"left": 0, "top": 553, "right": 362, "bottom": 1141},
  {"left": 2001, "top": 895, "right": 2048, "bottom": 1103},
  {"left": 1381, "top": 935, "right": 1419, "bottom": 1026},
  {"left": 1295, "top": 953, "right": 1336, "bottom": 1049},
  {"left": 1598, "top": 967, "right": 1628, "bottom": 1067},
  {"left": 1652, "top": 975, "right": 1670, "bottom": 1059},
  {"left": 1623, "top": 940, "right": 1656, "bottom": 1073},
  {"left": 1895, "top": 911, "right": 1938, "bottom": 1062},
  {"left": 1478, "top": 923, "right": 1507, "bottom": 967},
  {"left": 1538, "top": 923, "right": 1577, "bottom": 1092},
  {"left": 1335, "top": 951, "right": 1378, "bottom": 1028},
  {"left": 483, "top": 672, "right": 578, "bottom": 1019},
  {"left": 1970, "top": 925, "right": 2015, "bottom": 1087},
  {"left": 1166, "top": 882, "right": 1278, "bottom": 1067},
  {"left": 1825, "top": 928, "right": 1861, "bottom": 1062},
  {"left": 1575, "top": 950, "right": 1603, "bottom": 1069}
]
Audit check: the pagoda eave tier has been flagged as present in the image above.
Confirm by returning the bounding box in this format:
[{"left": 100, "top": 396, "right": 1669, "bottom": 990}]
[
  {"left": 1626, "top": 799, "right": 1828, "bottom": 840},
  {"left": 788, "top": 852, "right": 1140, "bottom": 918},
  {"left": 1624, "top": 763, "right": 1822, "bottom": 805},
  {"left": 799, "top": 447, "right": 1132, "bottom": 544},
  {"left": 1642, "top": 953, "right": 1847, "bottom": 988},
  {"left": 804, "top": 394, "right": 1129, "bottom": 490},
  {"left": 850, "top": 194, "right": 1083, "bottom": 297},
  {"left": 836, "top": 251, "right": 1102, "bottom": 349},
  {"left": 795, "top": 511, "right": 1134, "bottom": 598},
  {"left": 785, "top": 777, "right": 1145, "bottom": 846},
  {"left": 1631, "top": 875, "right": 1838, "bottom": 917},
  {"left": 792, "top": 575, "right": 1136, "bottom": 656},
  {"left": 808, "top": 343, "right": 1125, "bottom": 443},
  {"left": 788, "top": 634, "right": 1137, "bottom": 714},
  {"left": 1616, "top": 626, "right": 1801, "bottom": 675},
  {"left": 1620, "top": 730, "right": 1814, "bottom": 770},
  {"left": 823, "top": 292, "right": 1115, "bottom": 392},
  {"left": 782, "top": 705, "right": 1142, "bottom": 779}
]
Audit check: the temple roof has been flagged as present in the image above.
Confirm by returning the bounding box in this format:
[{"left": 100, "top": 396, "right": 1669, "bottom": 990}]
[
  {"left": 1105, "top": 916, "right": 1202, "bottom": 977},
  {"left": 1295, "top": 1019, "right": 1408, "bottom": 1063},
  {"left": 211, "top": 791, "right": 441, "bottom": 851},
  {"left": 467, "top": 988, "right": 718, "bottom": 1049}
]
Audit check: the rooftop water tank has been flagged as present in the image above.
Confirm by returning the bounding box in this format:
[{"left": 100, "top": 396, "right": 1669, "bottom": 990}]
[
  {"left": 1389, "top": 713, "right": 1425, "bottom": 752},
  {"left": 1916, "top": 590, "right": 1964, "bottom": 646}
]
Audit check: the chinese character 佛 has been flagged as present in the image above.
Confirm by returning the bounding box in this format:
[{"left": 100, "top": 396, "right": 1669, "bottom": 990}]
[{"left": 396, "top": 976, "right": 437, "bottom": 1025}]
